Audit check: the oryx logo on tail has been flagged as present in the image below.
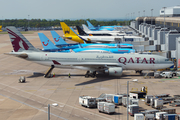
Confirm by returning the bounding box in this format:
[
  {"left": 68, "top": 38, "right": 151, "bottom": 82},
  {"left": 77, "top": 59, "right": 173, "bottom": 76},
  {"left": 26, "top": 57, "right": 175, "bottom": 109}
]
[{"left": 6, "top": 28, "right": 29, "bottom": 52}]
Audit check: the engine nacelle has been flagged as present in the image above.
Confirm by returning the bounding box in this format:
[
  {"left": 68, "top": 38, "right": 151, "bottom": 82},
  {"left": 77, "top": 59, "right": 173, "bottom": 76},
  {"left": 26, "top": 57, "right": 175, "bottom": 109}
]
[{"left": 105, "top": 67, "right": 123, "bottom": 76}]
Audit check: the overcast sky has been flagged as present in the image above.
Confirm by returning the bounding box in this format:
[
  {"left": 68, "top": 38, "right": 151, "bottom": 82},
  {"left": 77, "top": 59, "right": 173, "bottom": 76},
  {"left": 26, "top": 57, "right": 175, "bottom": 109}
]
[{"left": 1, "top": 0, "right": 179, "bottom": 20}]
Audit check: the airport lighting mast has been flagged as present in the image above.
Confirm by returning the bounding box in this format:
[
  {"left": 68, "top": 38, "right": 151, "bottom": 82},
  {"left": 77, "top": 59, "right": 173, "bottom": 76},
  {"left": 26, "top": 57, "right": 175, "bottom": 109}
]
[
  {"left": 163, "top": 7, "right": 166, "bottom": 51},
  {"left": 151, "top": 9, "right": 153, "bottom": 37}
]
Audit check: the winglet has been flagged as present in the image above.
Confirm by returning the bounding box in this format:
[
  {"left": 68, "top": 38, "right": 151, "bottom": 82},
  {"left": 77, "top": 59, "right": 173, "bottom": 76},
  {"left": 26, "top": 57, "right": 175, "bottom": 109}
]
[
  {"left": 50, "top": 31, "right": 67, "bottom": 45},
  {"left": 38, "top": 33, "right": 59, "bottom": 51}
]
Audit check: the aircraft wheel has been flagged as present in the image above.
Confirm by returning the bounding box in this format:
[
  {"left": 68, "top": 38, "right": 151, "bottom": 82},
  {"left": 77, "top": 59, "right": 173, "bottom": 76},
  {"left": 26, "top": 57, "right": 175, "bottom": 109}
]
[{"left": 85, "top": 74, "right": 89, "bottom": 78}]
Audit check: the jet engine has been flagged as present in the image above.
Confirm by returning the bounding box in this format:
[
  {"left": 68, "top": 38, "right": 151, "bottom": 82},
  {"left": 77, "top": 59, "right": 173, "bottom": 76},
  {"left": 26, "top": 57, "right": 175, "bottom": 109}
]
[{"left": 105, "top": 67, "right": 123, "bottom": 76}]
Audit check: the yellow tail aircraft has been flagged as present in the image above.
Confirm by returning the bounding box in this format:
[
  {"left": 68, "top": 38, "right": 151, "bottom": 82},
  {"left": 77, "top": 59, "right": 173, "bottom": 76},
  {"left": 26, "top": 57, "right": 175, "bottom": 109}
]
[
  {"left": 60, "top": 22, "right": 84, "bottom": 43},
  {"left": 0, "top": 25, "right": 2, "bottom": 32}
]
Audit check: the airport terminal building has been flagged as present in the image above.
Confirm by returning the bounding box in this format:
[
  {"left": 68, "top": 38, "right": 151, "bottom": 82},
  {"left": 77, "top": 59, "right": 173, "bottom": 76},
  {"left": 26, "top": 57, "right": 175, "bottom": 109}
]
[{"left": 129, "top": 5, "right": 180, "bottom": 70}]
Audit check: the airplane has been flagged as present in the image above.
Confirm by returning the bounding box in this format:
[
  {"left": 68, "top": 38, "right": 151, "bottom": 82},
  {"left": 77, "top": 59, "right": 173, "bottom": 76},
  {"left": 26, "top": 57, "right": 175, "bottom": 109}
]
[
  {"left": 61, "top": 22, "right": 142, "bottom": 43},
  {"left": 82, "top": 24, "right": 125, "bottom": 36},
  {"left": 5, "top": 26, "right": 173, "bottom": 78},
  {"left": 0, "top": 25, "right": 2, "bottom": 32},
  {"left": 77, "top": 25, "right": 126, "bottom": 36},
  {"left": 38, "top": 32, "right": 135, "bottom": 54},
  {"left": 51, "top": 30, "right": 134, "bottom": 49},
  {"left": 86, "top": 20, "right": 122, "bottom": 31}
]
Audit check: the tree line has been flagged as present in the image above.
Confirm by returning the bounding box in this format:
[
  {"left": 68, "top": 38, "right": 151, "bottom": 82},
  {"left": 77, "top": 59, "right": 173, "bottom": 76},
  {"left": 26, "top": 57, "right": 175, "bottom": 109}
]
[{"left": 0, "top": 19, "right": 130, "bottom": 28}]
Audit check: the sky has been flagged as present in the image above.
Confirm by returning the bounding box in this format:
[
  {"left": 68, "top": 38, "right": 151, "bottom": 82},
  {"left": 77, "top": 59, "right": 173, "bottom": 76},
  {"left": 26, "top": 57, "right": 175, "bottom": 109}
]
[{"left": 1, "top": 0, "right": 180, "bottom": 20}]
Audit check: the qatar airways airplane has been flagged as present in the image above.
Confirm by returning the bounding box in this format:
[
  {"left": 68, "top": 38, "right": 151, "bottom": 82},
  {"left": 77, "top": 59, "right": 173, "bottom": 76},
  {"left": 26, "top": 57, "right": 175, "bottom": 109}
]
[{"left": 5, "top": 26, "right": 173, "bottom": 78}]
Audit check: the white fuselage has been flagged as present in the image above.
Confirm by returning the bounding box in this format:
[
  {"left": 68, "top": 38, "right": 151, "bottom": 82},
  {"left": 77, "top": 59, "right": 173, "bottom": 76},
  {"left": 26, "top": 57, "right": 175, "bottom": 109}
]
[{"left": 19, "top": 51, "right": 173, "bottom": 72}]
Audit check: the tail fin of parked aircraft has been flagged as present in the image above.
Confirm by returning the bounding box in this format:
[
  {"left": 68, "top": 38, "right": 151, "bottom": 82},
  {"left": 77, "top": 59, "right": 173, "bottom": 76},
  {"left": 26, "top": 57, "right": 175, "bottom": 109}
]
[
  {"left": 76, "top": 26, "right": 88, "bottom": 35},
  {"left": 86, "top": 21, "right": 96, "bottom": 30},
  {"left": 6, "top": 26, "right": 39, "bottom": 52},
  {"left": 50, "top": 31, "right": 67, "bottom": 45},
  {"left": 60, "top": 22, "right": 77, "bottom": 36},
  {"left": 0, "top": 25, "right": 2, "bottom": 32},
  {"left": 38, "top": 33, "right": 59, "bottom": 51},
  {"left": 70, "top": 27, "right": 79, "bottom": 35},
  {"left": 82, "top": 24, "right": 91, "bottom": 32}
]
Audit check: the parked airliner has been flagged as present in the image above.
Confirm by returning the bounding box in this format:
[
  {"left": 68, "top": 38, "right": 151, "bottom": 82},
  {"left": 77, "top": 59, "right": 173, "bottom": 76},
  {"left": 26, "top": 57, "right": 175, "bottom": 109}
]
[{"left": 6, "top": 26, "right": 173, "bottom": 78}]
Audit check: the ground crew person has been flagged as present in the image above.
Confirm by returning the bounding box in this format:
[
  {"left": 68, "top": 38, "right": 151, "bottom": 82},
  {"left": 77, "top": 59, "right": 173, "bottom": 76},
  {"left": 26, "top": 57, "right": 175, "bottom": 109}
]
[{"left": 68, "top": 73, "right": 71, "bottom": 78}]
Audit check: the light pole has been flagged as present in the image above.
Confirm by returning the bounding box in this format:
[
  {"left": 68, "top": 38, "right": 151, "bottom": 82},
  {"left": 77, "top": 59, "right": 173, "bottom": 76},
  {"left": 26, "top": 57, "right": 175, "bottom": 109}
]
[
  {"left": 2, "top": 16, "right": 3, "bottom": 27},
  {"left": 151, "top": 9, "right": 153, "bottom": 37},
  {"left": 163, "top": 7, "right": 166, "bottom": 49},
  {"left": 138, "top": 11, "right": 140, "bottom": 17},
  {"left": 127, "top": 79, "right": 138, "bottom": 120},
  {"left": 143, "top": 10, "right": 145, "bottom": 17},
  {"left": 28, "top": 15, "right": 30, "bottom": 29}
]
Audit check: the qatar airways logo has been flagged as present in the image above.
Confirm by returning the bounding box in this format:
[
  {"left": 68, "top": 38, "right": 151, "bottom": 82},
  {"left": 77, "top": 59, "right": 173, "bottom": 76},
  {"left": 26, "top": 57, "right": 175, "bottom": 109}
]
[{"left": 118, "top": 57, "right": 155, "bottom": 65}]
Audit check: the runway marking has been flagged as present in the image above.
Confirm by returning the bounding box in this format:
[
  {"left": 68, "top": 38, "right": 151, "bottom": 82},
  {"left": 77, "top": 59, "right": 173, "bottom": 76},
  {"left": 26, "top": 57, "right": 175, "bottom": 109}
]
[
  {"left": 74, "top": 114, "right": 79, "bottom": 117},
  {"left": 48, "top": 89, "right": 56, "bottom": 91},
  {"left": 0, "top": 83, "right": 112, "bottom": 120},
  {"left": 83, "top": 117, "right": 89, "bottom": 120},
  {"left": 0, "top": 99, "right": 5, "bottom": 101},
  {"left": 0, "top": 93, "right": 67, "bottom": 120},
  {"left": 85, "top": 86, "right": 94, "bottom": 88}
]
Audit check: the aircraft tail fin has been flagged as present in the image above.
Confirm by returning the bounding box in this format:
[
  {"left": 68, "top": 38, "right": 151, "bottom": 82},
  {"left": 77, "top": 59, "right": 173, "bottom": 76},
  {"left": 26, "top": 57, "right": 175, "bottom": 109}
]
[
  {"left": 50, "top": 31, "right": 67, "bottom": 45},
  {"left": 0, "top": 25, "right": 2, "bottom": 32},
  {"left": 82, "top": 24, "right": 91, "bottom": 32},
  {"left": 6, "top": 26, "right": 39, "bottom": 52},
  {"left": 70, "top": 27, "right": 79, "bottom": 35},
  {"left": 60, "top": 22, "right": 77, "bottom": 36},
  {"left": 38, "top": 33, "right": 59, "bottom": 51},
  {"left": 86, "top": 21, "right": 96, "bottom": 30},
  {"left": 76, "top": 26, "right": 87, "bottom": 35}
]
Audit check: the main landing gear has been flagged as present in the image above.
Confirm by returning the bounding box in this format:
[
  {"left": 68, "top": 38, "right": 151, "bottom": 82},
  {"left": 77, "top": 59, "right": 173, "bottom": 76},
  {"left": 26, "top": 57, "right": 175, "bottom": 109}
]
[
  {"left": 85, "top": 71, "right": 96, "bottom": 78},
  {"left": 135, "top": 70, "right": 142, "bottom": 74}
]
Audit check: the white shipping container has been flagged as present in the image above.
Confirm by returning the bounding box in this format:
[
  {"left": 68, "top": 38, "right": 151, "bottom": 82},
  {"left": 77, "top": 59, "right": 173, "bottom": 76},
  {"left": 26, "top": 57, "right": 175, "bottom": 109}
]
[
  {"left": 154, "top": 99, "right": 163, "bottom": 109},
  {"left": 156, "top": 112, "right": 167, "bottom": 119},
  {"left": 79, "top": 96, "right": 96, "bottom": 108},
  {"left": 106, "top": 94, "right": 114, "bottom": 103},
  {"left": 134, "top": 114, "right": 144, "bottom": 120},
  {"left": 104, "top": 103, "right": 115, "bottom": 114},
  {"left": 98, "top": 102, "right": 106, "bottom": 112}
]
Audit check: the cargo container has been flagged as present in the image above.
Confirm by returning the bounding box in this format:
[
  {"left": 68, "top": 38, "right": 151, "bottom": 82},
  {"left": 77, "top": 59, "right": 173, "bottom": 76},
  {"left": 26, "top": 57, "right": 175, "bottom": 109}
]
[
  {"left": 176, "top": 114, "right": 180, "bottom": 120},
  {"left": 150, "top": 98, "right": 156, "bottom": 108},
  {"left": 145, "top": 114, "right": 155, "bottom": 120},
  {"left": 98, "top": 102, "right": 106, "bottom": 112},
  {"left": 98, "top": 102, "right": 115, "bottom": 114},
  {"left": 155, "top": 112, "right": 167, "bottom": 120},
  {"left": 130, "top": 99, "right": 139, "bottom": 105},
  {"left": 104, "top": 103, "right": 115, "bottom": 114},
  {"left": 161, "top": 108, "right": 176, "bottom": 114},
  {"left": 122, "top": 97, "right": 127, "bottom": 107},
  {"left": 106, "top": 94, "right": 114, "bottom": 103},
  {"left": 163, "top": 114, "right": 177, "bottom": 120},
  {"left": 128, "top": 105, "right": 139, "bottom": 116},
  {"left": 145, "top": 109, "right": 159, "bottom": 117},
  {"left": 145, "top": 95, "right": 153, "bottom": 105},
  {"left": 134, "top": 113, "right": 144, "bottom": 120},
  {"left": 113, "top": 95, "right": 123, "bottom": 105},
  {"left": 154, "top": 99, "right": 163, "bottom": 109},
  {"left": 79, "top": 96, "right": 96, "bottom": 108}
]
